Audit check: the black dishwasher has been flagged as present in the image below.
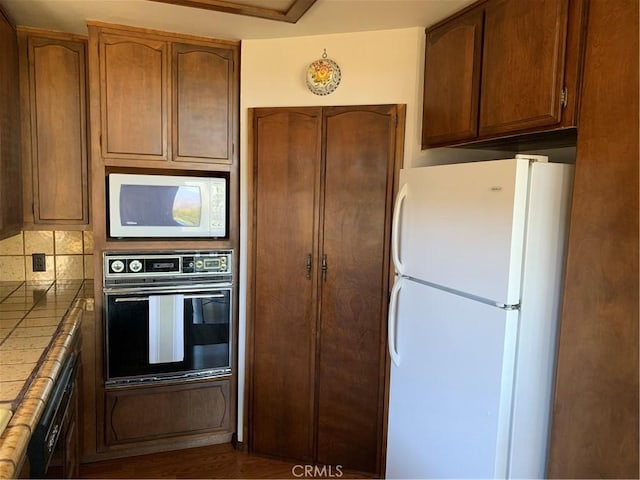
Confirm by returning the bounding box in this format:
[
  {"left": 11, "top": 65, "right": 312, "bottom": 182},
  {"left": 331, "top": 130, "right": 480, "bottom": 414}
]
[{"left": 27, "top": 352, "right": 77, "bottom": 478}]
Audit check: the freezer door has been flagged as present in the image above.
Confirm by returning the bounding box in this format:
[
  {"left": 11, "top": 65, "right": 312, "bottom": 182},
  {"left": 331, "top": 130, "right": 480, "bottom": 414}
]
[
  {"left": 392, "top": 159, "right": 529, "bottom": 306},
  {"left": 386, "top": 278, "right": 519, "bottom": 479}
]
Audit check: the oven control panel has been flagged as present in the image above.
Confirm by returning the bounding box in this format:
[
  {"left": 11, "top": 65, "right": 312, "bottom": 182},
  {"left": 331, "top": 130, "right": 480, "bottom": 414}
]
[{"left": 104, "top": 250, "right": 232, "bottom": 281}]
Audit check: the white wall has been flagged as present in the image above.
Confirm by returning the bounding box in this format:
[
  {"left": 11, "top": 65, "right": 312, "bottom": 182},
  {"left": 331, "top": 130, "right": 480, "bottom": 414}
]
[
  {"left": 240, "top": 27, "right": 429, "bottom": 163},
  {"left": 237, "top": 27, "right": 429, "bottom": 441}
]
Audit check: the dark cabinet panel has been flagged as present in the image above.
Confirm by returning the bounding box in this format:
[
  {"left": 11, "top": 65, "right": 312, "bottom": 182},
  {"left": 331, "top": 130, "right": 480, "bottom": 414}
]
[
  {"left": 173, "top": 43, "right": 236, "bottom": 164},
  {"left": 106, "top": 380, "right": 230, "bottom": 445},
  {"left": 100, "top": 33, "right": 169, "bottom": 161},
  {"left": 0, "top": 10, "right": 22, "bottom": 239},
  {"left": 479, "top": 0, "right": 569, "bottom": 136},
  {"left": 422, "top": 6, "right": 483, "bottom": 146},
  {"left": 547, "top": 0, "right": 639, "bottom": 477},
  {"left": 20, "top": 34, "right": 89, "bottom": 226}
]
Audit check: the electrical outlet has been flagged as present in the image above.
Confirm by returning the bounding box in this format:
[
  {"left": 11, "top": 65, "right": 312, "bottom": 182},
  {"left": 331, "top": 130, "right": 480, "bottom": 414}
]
[{"left": 32, "top": 253, "right": 46, "bottom": 272}]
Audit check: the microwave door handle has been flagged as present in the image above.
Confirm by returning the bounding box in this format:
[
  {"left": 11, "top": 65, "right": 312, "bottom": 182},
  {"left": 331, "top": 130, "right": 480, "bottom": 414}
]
[{"left": 114, "top": 297, "right": 150, "bottom": 303}]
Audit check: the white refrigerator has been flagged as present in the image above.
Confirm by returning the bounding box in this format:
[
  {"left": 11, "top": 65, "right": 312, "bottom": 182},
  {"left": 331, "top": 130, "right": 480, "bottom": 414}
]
[{"left": 385, "top": 156, "right": 573, "bottom": 479}]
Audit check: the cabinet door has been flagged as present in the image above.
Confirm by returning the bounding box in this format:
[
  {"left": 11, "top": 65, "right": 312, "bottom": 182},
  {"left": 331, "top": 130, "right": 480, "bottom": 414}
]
[
  {"left": 0, "top": 11, "right": 22, "bottom": 239},
  {"left": 316, "top": 106, "right": 396, "bottom": 473},
  {"left": 172, "top": 43, "right": 236, "bottom": 164},
  {"left": 23, "top": 36, "right": 88, "bottom": 225},
  {"left": 105, "top": 379, "right": 231, "bottom": 444},
  {"left": 100, "top": 33, "right": 169, "bottom": 161},
  {"left": 250, "top": 107, "right": 322, "bottom": 462},
  {"left": 479, "top": 0, "right": 569, "bottom": 136},
  {"left": 422, "top": 7, "right": 483, "bottom": 147}
]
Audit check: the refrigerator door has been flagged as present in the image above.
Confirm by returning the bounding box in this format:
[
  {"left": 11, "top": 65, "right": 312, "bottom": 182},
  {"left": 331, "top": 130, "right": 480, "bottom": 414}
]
[
  {"left": 386, "top": 277, "right": 519, "bottom": 479},
  {"left": 392, "top": 159, "right": 530, "bottom": 306}
]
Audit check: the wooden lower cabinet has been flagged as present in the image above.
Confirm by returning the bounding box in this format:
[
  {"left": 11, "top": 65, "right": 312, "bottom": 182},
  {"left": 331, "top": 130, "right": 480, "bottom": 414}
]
[
  {"left": 105, "top": 379, "right": 231, "bottom": 446},
  {"left": 249, "top": 105, "right": 404, "bottom": 474}
]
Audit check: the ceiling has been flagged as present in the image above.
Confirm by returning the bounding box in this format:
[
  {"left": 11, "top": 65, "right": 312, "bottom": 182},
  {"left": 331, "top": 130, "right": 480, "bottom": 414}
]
[{"left": 0, "top": 0, "right": 474, "bottom": 41}]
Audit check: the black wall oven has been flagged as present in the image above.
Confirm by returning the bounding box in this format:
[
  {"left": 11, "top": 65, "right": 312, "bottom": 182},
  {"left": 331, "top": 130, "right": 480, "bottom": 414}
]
[{"left": 103, "top": 251, "right": 232, "bottom": 386}]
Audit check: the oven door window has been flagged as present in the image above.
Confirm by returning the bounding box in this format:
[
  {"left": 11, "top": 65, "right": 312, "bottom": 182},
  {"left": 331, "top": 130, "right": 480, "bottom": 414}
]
[{"left": 105, "top": 289, "right": 231, "bottom": 382}]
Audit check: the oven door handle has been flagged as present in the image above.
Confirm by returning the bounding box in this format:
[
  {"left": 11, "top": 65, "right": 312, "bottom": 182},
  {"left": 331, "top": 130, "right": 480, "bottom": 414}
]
[
  {"left": 104, "top": 284, "right": 231, "bottom": 295},
  {"left": 113, "top": 294, "right": 227, "bottom": 303},
  {"left": 183, "top": 294, "right": 226, "bottom": 299}
]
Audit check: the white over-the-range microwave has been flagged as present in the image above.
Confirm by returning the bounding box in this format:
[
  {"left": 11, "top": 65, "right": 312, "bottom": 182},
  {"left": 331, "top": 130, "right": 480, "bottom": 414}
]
[{"left": 108, "top": 173, "right": 228, "bottom": 238}]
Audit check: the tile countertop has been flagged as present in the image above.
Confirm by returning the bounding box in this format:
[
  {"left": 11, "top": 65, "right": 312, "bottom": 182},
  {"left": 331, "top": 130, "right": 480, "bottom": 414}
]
[{"left": 0, "top": 280, "right": 93, "bottom": 478}]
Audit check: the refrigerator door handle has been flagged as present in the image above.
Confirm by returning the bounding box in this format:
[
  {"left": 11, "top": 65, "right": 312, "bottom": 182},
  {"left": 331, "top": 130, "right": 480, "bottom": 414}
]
[
  {"left": 392, "top": 183, "right": 408, "bottom": 275},
  {"left": 388, "top": 277, "right": 402, "bottom": 366}
]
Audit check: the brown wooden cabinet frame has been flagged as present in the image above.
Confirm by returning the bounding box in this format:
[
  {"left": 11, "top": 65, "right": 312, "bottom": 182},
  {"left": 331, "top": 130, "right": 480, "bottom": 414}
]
[{"left": 84, "top": 22, "right": 240, "bottom": 462}]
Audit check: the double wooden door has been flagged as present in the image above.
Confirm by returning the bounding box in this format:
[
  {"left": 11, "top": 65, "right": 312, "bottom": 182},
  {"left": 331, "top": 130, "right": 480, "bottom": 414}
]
[
  {"left": 422, "top": 0, "right": 585, "bottom": 147},
  {"left": 91, "top": 23, "right": 238, "bottom": 166},
  {"left": 249, "top": 105, "right": 404, "bottom": 474}
]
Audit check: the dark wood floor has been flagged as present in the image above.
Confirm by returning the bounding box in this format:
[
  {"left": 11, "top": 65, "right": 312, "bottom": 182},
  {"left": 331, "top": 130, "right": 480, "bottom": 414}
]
[{"left": 80, "top": 443, "right": 374, "bottom": 479}]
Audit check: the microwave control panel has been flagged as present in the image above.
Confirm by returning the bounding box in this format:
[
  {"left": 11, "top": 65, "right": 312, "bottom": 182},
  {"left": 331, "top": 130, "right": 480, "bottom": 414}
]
[{"left": 104, "top": 250, "right": 232, "bottom": 282}]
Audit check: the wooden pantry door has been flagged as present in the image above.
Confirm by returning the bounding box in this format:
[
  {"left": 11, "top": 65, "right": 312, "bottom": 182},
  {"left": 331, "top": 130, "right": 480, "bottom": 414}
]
[
  {"left": 250, "top": 107, "right": 322, "bottom": 461},
  {"left": 316, "top": 105, "right": 399, "bottom": 473}
]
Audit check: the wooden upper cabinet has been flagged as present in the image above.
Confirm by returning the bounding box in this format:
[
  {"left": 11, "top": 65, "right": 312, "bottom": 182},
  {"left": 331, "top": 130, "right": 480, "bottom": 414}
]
[
  {"left": 0, "top": 10, "right": 22, "bottom": 239},
  {"left": 422, "top": 0, "right": 585, "bottom": 148},
  {"left": 173, "top": 43, "right": 235, "bottom": 164},
  {"left": 479, "top": 0, "right": 569, "bottom": 136},
  {"left": 422, "top": 6, "right": 483, "bottom": 147},
  {"left": 91, "top": 24, "right": 239, "bottom": 168},
  {"left": 20, "top": 33, "right": 89, "bottom": 226},
  {"left": 99, "top": 33, "right": 169, "bottom": 161}
]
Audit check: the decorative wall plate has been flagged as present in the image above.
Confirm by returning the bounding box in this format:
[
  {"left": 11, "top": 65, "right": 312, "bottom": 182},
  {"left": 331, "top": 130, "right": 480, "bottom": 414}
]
[{"left": 306, "top": 51, "right": 341, "bottom": 96}]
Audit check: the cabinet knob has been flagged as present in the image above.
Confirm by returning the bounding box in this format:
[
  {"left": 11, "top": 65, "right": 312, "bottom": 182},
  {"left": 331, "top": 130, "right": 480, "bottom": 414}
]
[
  {"left": 321, "top": 254, "right": 328, "bottom": 282},
  {"left": 305, "top": 254, "right": 312, "bottom": 279}
]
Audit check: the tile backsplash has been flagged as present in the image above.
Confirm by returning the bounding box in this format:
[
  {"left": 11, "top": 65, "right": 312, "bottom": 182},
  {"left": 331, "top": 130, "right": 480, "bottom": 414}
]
[{"left": 0, "top": 230, "right": 93, "bottom": 281}]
